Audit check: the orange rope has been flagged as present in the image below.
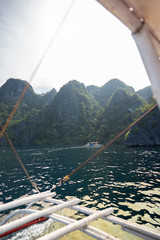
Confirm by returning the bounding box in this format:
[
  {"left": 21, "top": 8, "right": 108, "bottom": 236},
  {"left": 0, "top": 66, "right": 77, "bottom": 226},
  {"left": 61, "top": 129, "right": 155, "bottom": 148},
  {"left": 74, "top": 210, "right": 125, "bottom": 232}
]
[
  {"left": 0, "top": 124, "right": 39, "bottom": 192},
  {"left": 0, "top": 0, "right": 76, "bottom": 140},
  {"left": 0, "top": 0, "right": 76, "bottom": 192},
  {"left": 52, "top": 103, "right": 158, "bottom": 189},
  {"left": 0, "top": 83, "right": 30, "bottom": 139}
]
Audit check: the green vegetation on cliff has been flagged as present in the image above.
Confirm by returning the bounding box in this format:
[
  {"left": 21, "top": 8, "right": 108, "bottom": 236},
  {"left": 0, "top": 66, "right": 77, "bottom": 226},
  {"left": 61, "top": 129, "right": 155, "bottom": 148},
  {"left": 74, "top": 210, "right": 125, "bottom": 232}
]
[{"left": 0, "top": 78, "right": 157, "bottom": 146}]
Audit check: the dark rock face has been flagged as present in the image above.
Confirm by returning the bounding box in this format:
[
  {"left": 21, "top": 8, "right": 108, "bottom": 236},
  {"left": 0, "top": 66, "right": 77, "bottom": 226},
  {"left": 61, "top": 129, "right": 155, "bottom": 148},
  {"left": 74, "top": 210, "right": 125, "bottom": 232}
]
[
  {"left": 108, "top": 88, "right": 144, "bottom": 110},
  {"left": 0, "top": 77, "right": 159, "bottom": 146},
  {"left": 0, "top": 78, "right": 35, "bottom": 101},
  {"left": 48, "top": 80, "right": 99, "bottom": 128},
  {"left": 41, "top": 89, "right": 57, "bottom": 105},
  {"left": 136, "top": 86, "right": 153, "bottom": 103},
  {"left": 88, "top": 78, "right": 135, "bottom": 106},
  {"left": 126, "top": 107, "right": 160, "bottom": 146},
  {"left": 86, "top": 85, "right": 100, "bottom": 95}
]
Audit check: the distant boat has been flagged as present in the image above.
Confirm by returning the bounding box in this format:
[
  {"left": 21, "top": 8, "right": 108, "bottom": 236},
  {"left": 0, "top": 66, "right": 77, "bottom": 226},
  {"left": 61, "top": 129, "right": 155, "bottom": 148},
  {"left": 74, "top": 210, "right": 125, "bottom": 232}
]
[
  {"left": 84, "top": 142, "right": 103, "bottom": 148},
  {"left": 1, "top": 1, "right": 160, "bottom": 239}
]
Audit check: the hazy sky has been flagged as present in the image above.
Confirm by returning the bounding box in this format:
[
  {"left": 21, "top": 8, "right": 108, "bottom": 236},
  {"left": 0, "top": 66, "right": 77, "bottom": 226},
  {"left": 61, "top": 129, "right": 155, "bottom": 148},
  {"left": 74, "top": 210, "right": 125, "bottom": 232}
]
[{"left": 0, "top": 0, "right": 150, "bottom": 93}]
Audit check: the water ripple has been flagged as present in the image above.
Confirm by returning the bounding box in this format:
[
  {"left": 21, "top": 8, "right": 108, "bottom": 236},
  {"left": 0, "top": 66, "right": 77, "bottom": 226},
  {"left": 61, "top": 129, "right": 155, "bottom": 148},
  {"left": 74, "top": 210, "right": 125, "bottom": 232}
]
[{"left": 0, "top": 145, "right": 160, "bottom": 234}]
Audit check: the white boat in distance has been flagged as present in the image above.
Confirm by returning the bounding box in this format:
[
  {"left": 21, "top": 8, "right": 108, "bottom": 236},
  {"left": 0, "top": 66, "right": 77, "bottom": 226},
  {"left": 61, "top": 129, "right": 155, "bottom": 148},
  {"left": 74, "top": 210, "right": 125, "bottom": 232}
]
[{"left": 84, "top": 142, "right": 103, "bottom": 148}]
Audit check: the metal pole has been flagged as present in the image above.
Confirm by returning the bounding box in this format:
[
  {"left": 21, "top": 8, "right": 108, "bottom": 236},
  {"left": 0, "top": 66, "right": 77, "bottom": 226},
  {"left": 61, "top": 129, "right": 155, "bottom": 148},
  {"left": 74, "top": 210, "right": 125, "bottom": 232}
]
[
  {"left": 132, "top": 24, "right": 160, "bottom": 107},
  {"left": 37, "top": 208, "right": 113, "bottom": 240},
  {"left": 0, "top": 198, "right": 80, "bottom": 235},
  {"left": 0, "top": 191, "right": 55, "bottom": 212}
]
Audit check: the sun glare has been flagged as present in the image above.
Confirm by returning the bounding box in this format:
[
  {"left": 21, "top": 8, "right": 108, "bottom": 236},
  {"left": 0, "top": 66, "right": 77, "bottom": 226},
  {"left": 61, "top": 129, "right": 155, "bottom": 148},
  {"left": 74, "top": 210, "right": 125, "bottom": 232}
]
[{"left": 0, "top": 0, "right": 150, "bottom": 93}]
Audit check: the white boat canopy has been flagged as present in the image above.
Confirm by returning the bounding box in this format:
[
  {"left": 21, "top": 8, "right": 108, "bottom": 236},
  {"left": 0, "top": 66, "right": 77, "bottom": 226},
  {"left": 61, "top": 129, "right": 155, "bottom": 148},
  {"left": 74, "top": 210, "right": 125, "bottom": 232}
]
[{"left": 97, "top": 0, "right": 160, "bottom": 107}]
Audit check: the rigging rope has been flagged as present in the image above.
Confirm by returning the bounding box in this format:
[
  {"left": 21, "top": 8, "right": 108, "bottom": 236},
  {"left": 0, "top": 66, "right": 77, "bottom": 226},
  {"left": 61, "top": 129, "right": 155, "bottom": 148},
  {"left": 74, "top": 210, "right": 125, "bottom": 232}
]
[
  {"left": 50, "top": 103, "right": 158, "bottom": 190},
  {"left": 0, "top": 0, "right": 158, "bottom": 194},
  {"left": 0, "top": 0, "right": 76, "bottom": 192},
  {"left": 0, "top": 0, "right": 76, "bottom": 140},
  {"left": 0, "top": 124, "right": 39, "bottom": 192}
]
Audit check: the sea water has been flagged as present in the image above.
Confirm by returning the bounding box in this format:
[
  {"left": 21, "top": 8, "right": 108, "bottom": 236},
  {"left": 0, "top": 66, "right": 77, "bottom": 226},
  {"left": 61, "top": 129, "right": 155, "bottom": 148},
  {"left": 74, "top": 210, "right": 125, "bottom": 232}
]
[{"left": 0, "top": 145, "right": 160, "bottom": 239}]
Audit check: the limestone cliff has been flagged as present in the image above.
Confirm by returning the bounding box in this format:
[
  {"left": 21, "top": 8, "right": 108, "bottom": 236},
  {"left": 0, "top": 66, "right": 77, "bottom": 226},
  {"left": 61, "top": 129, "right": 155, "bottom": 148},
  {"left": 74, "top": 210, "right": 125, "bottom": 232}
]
[{"left": 125, "top": 106, "right": 160, "bottom": 146}]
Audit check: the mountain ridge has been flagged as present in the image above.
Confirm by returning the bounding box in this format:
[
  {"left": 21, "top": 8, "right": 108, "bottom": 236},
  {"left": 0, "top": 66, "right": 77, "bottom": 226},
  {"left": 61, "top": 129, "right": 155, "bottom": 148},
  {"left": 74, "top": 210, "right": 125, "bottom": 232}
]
[{"left": 0, "top": 78, "right": 159, "bottom": 146}]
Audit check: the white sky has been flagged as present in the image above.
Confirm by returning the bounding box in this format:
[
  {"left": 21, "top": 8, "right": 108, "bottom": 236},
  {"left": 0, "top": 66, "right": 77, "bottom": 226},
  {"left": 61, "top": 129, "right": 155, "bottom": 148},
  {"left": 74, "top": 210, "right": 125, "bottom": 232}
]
[{"left": 0, "top": 0, "right": 150, "bottom": 93}]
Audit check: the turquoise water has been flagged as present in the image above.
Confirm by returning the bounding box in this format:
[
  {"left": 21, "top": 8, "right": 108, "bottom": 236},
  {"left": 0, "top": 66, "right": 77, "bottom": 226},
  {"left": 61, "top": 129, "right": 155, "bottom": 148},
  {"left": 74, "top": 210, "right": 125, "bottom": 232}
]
[{"left": 0, "top": 145, "right": 160, "bottom": 236}]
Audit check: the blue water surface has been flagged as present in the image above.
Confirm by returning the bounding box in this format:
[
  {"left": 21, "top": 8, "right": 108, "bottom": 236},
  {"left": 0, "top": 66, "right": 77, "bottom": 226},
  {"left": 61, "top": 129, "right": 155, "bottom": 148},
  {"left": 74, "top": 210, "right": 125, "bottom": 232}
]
[{"left": 0, "top": 145, "right": 160, "bottom": 231}]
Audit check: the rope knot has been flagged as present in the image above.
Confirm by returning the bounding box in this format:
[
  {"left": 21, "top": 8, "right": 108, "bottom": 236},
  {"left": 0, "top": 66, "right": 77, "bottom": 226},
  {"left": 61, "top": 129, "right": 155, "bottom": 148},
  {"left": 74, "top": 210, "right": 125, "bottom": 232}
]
[{"left": 60, "top": 175, "right": 70, "bottom": 184}]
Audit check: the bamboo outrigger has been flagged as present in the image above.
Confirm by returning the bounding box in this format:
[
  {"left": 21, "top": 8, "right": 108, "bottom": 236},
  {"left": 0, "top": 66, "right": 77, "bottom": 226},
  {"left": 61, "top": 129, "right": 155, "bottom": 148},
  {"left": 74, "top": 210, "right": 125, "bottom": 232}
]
[
  {"left": 0, "top": 191, "right": 160, "bottom": 240},
  {"left": 0, "top": 0, "right": 160, "bottom": 239}
]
